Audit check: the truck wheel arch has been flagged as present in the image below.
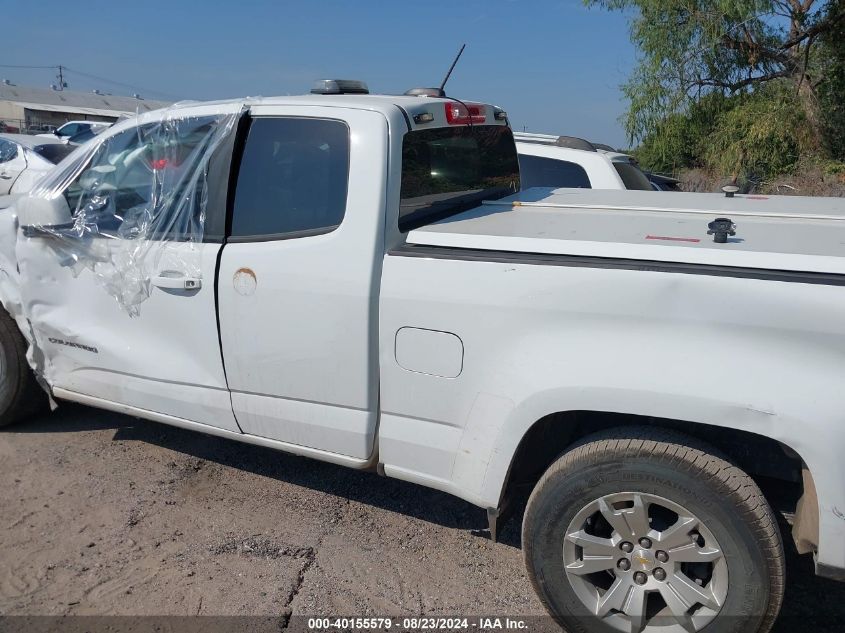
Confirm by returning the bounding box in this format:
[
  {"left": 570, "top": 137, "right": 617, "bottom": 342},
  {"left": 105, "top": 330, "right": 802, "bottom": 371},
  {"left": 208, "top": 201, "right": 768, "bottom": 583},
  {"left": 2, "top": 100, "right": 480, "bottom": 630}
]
[
  {"left": 482, "top": 391, "right": 814, "bottom": 507},
  {"left": 485, "top": 407, "right": 824, "bottom": 562}
]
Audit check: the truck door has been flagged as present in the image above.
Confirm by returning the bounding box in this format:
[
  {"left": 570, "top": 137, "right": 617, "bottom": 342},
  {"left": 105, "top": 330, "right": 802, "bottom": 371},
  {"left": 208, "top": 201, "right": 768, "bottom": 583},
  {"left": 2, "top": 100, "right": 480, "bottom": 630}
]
[
  {"left": 16, "top": 107, "right": 243, "bottom": 432},
  {"left": 217, "top": 106, "right": 387, "bottom": 459}
]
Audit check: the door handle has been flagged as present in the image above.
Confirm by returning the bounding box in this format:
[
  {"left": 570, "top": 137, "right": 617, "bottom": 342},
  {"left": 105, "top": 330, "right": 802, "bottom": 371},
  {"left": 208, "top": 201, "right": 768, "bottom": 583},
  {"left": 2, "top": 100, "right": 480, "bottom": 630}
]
[{"left": 150, "top": 274, "right": 202, "bottom": 290}]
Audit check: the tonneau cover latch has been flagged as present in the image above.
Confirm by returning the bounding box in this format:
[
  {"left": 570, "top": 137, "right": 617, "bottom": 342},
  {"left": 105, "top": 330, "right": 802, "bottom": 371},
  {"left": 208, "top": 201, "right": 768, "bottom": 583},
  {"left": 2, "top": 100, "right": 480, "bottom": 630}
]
[{"left": 707, "top": 217, "right": 736, "bottom": 243}]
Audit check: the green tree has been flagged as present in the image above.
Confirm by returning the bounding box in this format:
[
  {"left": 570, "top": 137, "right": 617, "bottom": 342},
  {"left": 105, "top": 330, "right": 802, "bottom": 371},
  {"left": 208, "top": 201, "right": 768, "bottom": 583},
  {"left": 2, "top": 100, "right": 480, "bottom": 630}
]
[
  {"left": 589, "top": 0, "right": 845, "bottom": 165},
  {"left": 817, "top": 0, "right": 845, "bottom": 157},
  {"left": 633, "top": 92, "right": 731, "bottom": 173}
]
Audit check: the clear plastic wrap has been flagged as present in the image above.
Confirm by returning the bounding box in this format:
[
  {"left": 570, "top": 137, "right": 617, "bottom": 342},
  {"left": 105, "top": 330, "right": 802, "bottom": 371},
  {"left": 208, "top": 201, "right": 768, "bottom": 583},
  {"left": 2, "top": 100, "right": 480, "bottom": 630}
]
[{"left": 24, "top": 107, "right": 241, "bottom": 315}]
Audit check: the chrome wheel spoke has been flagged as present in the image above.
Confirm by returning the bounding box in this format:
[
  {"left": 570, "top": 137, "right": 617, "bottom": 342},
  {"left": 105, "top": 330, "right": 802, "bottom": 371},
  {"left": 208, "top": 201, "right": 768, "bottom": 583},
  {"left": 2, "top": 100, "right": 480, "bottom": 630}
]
[
  {"left": 596, "top": 576, "right": 632, "bottom": 616},
  {"left": 628, "top": 494, "right": 651, "bottom": 537},
  {"left": 566, "top": 555, "right": 618, "bottom": 575},
  {"left": 665, "top": 572, "right": 721, "bottom": 611},
  {"left": 566, "top": 530, "right": 618, "bottom": 557},
  {"left": 565, "top": 530, "right": 618, "bottom": 575},
  {"left": 598, "top": 495, "right": 650, "bottom": 539},
  {"left": 598, "top": 497, "right": 635, "bottom": 537},
  {"left": 566, "top": 530, "right": 620, "bottom": 576},
  {"left": 657, "top": 583, "right": 699, "bottom": 632},
  {"left": 622, "top": 585, "right": 648, "bottom": 633},
  {"left": 667, "top": 543, "right": 723, "bottom": 563},
  {"left": 656, "top": 515, "right": 699, "bottom": 549}
]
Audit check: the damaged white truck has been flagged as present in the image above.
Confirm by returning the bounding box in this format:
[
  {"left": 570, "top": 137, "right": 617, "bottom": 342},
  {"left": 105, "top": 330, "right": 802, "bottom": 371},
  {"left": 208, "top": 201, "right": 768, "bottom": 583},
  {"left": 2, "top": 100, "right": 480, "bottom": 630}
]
[{"left": 0, "top": 81, "right": 843, "bottom": 633}]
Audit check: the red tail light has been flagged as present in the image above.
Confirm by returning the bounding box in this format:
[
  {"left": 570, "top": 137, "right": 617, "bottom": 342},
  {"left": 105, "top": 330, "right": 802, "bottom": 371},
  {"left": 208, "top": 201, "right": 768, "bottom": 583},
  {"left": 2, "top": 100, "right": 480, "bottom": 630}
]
[
  {"left": 151, "top": 158, "right": 168, "bottom": 170},
  {"left": 444, "top": 102, "right": 486, "bottom": 125}
]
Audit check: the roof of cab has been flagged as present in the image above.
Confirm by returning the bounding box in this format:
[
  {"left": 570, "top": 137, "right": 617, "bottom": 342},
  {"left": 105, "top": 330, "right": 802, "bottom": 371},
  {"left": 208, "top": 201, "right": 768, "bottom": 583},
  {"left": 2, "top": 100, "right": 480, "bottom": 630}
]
[
  {"left": 113, "top": 92, "right": 508, "bottom": 139},
  {"left": 158, "top": 93, "right": 488, "bottom": 116}
]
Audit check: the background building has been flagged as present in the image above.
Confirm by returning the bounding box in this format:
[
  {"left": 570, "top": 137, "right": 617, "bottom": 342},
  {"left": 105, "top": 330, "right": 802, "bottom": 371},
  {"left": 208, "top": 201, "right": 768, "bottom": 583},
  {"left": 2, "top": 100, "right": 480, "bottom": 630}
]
[{"left": 0, "top": 82, "right": 170, "bottom": 134}]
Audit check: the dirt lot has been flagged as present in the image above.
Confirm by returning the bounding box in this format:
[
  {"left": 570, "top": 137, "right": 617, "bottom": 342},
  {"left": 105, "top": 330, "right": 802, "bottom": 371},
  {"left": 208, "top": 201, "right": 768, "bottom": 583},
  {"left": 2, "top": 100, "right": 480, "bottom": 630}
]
[{"left": 1, "top": 404, "right": 843, "bottom": 631}]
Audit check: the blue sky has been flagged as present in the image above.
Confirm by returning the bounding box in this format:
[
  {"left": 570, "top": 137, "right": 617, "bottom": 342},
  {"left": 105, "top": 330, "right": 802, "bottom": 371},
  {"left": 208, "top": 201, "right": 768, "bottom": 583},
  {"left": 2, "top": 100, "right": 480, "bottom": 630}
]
[{"left": 1, "top": 0, "right": 637, "bottom": 147}]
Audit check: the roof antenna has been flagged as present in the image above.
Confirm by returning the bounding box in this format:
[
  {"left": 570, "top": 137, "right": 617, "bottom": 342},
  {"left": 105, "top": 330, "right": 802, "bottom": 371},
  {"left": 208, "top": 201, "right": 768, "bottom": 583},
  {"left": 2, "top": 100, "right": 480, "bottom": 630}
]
[
  {"left": 404, "top": 44, "right": 466, "bottom": 97},
  {"left": 438, "top": 44, "right": 466, "bottom": 96}
]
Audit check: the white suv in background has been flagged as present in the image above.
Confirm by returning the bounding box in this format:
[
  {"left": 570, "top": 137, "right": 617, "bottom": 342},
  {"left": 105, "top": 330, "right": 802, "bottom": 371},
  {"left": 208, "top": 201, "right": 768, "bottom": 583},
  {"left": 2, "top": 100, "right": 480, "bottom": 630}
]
[{"left": 515, "top": 132, "right": 653, "bottom": 191}]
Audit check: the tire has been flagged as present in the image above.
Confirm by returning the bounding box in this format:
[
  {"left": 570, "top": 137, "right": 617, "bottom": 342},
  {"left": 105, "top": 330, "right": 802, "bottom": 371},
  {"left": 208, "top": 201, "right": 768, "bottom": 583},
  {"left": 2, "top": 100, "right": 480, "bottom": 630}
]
[
  {"left": 522, "top": 426, "right": 784, "bottom": 633},
  {"left": 0, "top": 308, "right": 45, "bottom": 427}
]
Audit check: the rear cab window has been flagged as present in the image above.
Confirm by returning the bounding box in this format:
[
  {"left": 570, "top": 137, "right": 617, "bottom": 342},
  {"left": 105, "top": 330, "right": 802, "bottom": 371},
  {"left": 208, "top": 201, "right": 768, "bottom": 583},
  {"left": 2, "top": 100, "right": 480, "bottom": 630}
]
[{"left": 399, "top": 125, "right": 520, "bottom": 231}]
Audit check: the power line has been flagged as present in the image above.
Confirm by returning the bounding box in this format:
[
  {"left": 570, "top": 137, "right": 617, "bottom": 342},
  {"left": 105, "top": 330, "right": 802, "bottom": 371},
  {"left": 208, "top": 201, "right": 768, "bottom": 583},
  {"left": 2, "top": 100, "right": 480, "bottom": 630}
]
[
  {"left": 0, "top": 63, "right": 181, "bottom": 100},
  {"left": 0, "top": 64, "right": 59, "bottom": 69},
  {"left": 62, "top": 67, "right": 181, "bottom": 100}
]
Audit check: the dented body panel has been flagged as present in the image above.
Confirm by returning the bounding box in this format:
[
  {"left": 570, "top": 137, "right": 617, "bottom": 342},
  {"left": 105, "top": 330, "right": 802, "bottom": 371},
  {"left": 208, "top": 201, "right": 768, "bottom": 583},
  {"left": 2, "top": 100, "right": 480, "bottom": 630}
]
[{"left": 18, "top": 237, "right": 238, "bottom": 430}]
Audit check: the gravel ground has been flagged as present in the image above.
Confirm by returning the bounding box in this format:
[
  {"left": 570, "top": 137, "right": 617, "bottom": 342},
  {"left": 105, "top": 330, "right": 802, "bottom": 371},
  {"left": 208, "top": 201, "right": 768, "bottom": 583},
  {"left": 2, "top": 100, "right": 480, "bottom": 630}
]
[{"left": 1, "top": 404, "right": 843, "bottom": 631}]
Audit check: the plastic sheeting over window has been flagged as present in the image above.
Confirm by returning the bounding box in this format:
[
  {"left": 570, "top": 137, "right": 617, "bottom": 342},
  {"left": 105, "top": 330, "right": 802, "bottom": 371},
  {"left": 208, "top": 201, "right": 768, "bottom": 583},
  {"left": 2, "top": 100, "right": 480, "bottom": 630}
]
[{"left": 25, "top": 106, "right": 241, "bottom": 315}]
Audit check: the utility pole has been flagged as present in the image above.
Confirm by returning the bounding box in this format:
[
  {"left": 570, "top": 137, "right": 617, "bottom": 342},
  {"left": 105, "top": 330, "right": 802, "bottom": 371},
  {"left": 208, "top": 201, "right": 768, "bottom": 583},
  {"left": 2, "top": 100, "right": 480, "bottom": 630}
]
[{"left": 56, "top": 65, "right": 66, "bottom": 91}]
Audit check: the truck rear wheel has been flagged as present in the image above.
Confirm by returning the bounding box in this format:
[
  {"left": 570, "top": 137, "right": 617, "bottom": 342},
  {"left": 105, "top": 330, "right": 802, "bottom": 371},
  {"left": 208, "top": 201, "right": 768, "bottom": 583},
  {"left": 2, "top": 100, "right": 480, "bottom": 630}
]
[
  {"left": 522, "top": 427, "right": 784, "bottom": 633},
  {"left": 0, "top": 309, "right": 45, "bottom": 427}
]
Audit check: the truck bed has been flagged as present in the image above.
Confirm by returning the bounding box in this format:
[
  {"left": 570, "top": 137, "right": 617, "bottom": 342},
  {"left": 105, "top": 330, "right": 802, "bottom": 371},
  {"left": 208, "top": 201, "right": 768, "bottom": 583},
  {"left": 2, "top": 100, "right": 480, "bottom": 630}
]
[{"left": 406, "top": 188, "right": 845, "bottom": 274}]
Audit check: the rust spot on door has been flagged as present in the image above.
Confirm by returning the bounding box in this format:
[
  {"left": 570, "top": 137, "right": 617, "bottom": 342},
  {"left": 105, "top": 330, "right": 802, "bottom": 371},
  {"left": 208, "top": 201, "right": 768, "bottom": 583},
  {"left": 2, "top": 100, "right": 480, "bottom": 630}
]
[{"left": 233, "top": 267, "right": 257, "bottom": 296}]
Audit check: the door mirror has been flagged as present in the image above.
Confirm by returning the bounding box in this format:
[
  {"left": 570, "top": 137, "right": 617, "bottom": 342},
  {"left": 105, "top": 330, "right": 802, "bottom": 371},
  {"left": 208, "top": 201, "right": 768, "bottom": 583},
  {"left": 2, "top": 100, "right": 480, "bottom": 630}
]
[{"left": 17, "top": 193, "right": 72, "bottom": 228}]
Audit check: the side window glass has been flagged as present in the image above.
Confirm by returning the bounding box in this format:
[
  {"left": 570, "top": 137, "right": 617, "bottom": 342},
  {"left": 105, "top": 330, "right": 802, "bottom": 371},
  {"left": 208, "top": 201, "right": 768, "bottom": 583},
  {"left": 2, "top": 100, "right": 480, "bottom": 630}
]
[
  {"left": 62, "top": 126, "right": 150, "bottom": 230},
  {"left": 61, "top": 116, "right": 220, "bottom": 237},
  {"left": 518, "top": 155, "right": 591, "bottom": 189},
  {"left": 0, "top": 140, "right": 18, "bottom": 163},
  {"left": 231, "top": 117, "right": 350, "bottom": 239}
]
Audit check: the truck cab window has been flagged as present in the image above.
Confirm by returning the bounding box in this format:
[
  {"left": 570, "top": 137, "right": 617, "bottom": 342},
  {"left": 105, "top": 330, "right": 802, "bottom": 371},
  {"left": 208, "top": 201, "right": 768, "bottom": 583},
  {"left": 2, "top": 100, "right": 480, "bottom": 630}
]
[{"left": 230, "top": 117, "right": 350, "bottom": 240}]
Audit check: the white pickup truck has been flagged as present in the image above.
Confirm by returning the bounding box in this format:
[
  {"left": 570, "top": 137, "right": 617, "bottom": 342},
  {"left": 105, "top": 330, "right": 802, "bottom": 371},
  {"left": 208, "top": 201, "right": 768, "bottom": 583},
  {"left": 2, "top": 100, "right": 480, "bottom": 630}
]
[{"left": 0, "top": 81, "right": 843, "bottom": 633}]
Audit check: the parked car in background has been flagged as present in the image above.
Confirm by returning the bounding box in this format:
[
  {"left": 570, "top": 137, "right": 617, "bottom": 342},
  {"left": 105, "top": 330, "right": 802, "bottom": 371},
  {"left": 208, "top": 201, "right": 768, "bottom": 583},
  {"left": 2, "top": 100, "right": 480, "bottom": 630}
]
[
  {"left": 37, "top": 120, "right": 111, "bottom": 144},
  {"left": 26, "top": 123, "right": 56, "bottom": 135},
  {"left": 647, "top": 171, "right": 683, "bottom": 191},
  {"left": 0, "top": 134, "right": 76, "bottom": 195},
  {"left": 515, "top": 132, "right": 653, "bottom": 191}
]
